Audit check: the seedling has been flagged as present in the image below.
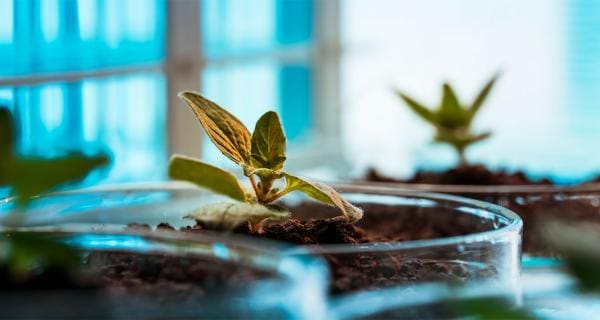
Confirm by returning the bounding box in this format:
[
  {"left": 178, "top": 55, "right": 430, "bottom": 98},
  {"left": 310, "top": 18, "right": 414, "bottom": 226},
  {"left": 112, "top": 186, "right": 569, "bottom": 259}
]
[
  {"left": 0, "top": 107, "right": 108, "bottom": 277},
  {"left": 169, "top": 92, "right": 363, "bottom": 232},
  {"left": 396, "top": 75, "right": 498, "bottom": 165}
]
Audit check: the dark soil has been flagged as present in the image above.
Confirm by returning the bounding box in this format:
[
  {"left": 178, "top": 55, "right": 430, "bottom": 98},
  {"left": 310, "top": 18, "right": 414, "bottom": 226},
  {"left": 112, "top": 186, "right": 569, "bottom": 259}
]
[
  {"left": 365, "top": 164, "right": 600, "bottom": 256},
  {"left": 178, "top": 202, "right": 499, "bottom": 294},
  {"left": 365, "top": 164, "right": 552, "bottom": 185},
  {"left": 0, "top": 201, "right": 503, "bottom": 296},
  {"left": 0, "top": 247, "right": 272, "bottom": 293}
]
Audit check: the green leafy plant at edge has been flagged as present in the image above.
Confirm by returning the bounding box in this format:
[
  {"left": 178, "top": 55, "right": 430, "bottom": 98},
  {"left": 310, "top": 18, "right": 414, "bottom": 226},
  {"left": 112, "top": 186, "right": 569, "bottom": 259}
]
[
  {"left": 396, "top": 74, "right": 498, "bottom": 165},
  {"left": 169, "top": 92, "right": 363, "bottom": 232},
  {"left": 0, "top": 107, "right": 108, "bottom": 276}
]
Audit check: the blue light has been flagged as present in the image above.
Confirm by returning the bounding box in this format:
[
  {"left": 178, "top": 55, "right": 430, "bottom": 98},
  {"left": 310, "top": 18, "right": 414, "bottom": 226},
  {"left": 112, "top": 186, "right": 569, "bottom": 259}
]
[
  {"left": 0, "top": 0, "right": 166, "bottom": 77},
  {"left": 0, "top": 0, "right": 14, "bottom": 43},
  {"left": 41, "top": 0, "right": 60, "bottom": 42},
  {"left": 0, "top": 0, "right": 167, "bottom": 185},
  {"left": 212, "top": 242, "right": 231, "bottom": 260},
  {"left": 63, "top": 234, "right": 152, "bottom": 251}
]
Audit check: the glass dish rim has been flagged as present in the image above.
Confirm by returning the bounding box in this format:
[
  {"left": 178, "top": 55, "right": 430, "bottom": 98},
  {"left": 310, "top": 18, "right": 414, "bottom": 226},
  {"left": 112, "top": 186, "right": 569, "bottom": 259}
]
[
  {"left": 0, "top": 222, "right": 329, "bottom": 291},
  {"left": 351, "top": 180, "right": 600, "bottom": 194},
  {"left": 1, "top": 182, "right": 523, "bottom": 255},
  {"left": 303, "top": 183, "right": 522, "bottom": 254}
]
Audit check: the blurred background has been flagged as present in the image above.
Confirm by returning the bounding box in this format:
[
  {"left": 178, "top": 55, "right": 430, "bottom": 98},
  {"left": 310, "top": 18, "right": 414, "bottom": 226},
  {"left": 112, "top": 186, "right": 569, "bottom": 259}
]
[{"left": 0, "top": 0, "right": 599, "bottom": 186}]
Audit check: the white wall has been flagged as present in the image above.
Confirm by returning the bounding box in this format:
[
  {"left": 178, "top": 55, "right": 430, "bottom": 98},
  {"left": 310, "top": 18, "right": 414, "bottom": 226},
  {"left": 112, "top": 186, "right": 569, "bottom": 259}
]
[{"left": 340, "top": 0, "right": 597, "bottom": 181}]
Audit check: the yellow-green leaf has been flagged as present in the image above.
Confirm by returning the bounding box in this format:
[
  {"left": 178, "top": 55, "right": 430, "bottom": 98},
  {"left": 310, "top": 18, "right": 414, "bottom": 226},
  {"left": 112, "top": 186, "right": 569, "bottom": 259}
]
[
  {"left": 178, "top": 91, "right": 252, "bottom": 165},
  {"left": 169, "top": 155, "right": 248, "bottom": 201},
  {"left": 283, "top": 173, "right": 363, "bottom": 222},
  {"left": 468, "top": 74, "right": 498, "bottom": 123},
  {"left": 250, "top": 111, "right": 287, "bottom": 170},
  {"left": 185, "top": 202, "right": 290, "bottom": 230},
  {"left": 243, "top": 165, "right": 282, "bottom": 181},
  {"left": 8, "top": 154, "right": 108, "bottom": 204},
  {"left": 396, "top": 90, "right": 437, "bottom": 125},
  {"left": 438, "top": 83, "right": 468, "bottom": 129},
  {"left": 168, "top": 155, "right": 249, "bottom": 202},
  {"left": 435, "top": 130, "right": 491, "bottom": 150}
]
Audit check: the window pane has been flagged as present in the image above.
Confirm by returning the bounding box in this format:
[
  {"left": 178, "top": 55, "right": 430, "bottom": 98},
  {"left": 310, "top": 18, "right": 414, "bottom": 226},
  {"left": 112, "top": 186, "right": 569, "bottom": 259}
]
[
  {"left": 201, "top": 61, "right": 313, "bottom": 165},
  {"left": 2, "top": 73, "right": 166, "bottom": 184},
  {"left": 0, "top": 0, "right": 166, "bottom": 77},
  {"left": 201, "top": 0, "right": 313, "bottom": 57},
  {"left": 566, "top": 0, "right": 600, "bottom": 139}
]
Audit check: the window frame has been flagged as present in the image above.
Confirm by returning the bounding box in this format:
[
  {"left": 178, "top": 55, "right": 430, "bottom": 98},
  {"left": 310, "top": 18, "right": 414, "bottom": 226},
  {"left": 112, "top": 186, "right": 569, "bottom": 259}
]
[{"left": 0, "top": 0, "right": 344, "bottom": 174}]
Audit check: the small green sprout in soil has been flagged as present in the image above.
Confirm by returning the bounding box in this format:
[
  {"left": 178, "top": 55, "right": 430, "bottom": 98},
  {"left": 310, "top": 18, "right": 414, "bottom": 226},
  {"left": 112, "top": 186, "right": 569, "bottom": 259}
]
[
  {"left": 396, "top": 74, "right": 498, "bottom": 165},
  {"left": 169, "top": 92, "right": 363, "bottom": 232},
  {"left": 0, "top": 107, "right": 107, "bottom": 279}
]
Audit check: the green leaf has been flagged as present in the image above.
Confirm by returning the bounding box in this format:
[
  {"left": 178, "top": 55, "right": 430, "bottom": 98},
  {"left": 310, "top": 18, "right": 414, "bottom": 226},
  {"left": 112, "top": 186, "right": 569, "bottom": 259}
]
[
  {"left": 396, "top": 90, "right": 437, "bottom": 125},
  {"left": 283, "top": 173, "right": 363, "bottom": 222},
  {"left": 4, "top": 232, "right": 81, "bottom": 274},
  {"left": 178, "top": 91, "right": 252, "bottom": 165},
  {"left": 451, "top": 297, "right": 536, "bottom": 320},
  {"left": 250, "top": 111, "right": 287, "bottom": 170},
  {"left": 184, "top": 202, "right": 290, "bottom": 230},
  {"left": 468, "top": 74, "right": 498, "bottom": 123},
  {"left": 438, "top": 83, "right": 468, "bottom": 129},
  {"left": 543, "top": 222, "right": 600, "bottom": 291},
  {"left": 243, "top": 166, "right": 282, "bottom": 181},
  {"left": 8, "top": 154, "right": 108, "bottom": 204},
  {"left": 0, "top": 108, "right": 13, "bottom": 185},
  {"left": 435, "top": 130, "right": 491, "bottom": 150},
  {"left": 168, "top": 155, "right": 249, "bottom": 202}
]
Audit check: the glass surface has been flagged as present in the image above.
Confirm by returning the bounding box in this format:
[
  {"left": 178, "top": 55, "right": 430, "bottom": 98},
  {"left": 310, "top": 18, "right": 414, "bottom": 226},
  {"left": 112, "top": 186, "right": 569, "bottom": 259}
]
[
  {"left": 290, "top": 186, "right": 522, "bottom": 296},
  {"left": 341, "top": 0, "right": 600, "bottom": 183},
  {"left": 0, "top": 226, "right": 328, "bottom": 319},
  {"left": 354, "top": 181, "right": 600, "bottom": 259},
  {"left": 0, "top": 73, "right": 167, "bottom": 183},
  {"left": 0, "top": 0, "right": 165, "bottom": 77},
  {"left": 201, "top": 0, "right": 313, "bottom": 58},
  {"left": 0, "top": 182, "right": 522, "bottom": 301}
]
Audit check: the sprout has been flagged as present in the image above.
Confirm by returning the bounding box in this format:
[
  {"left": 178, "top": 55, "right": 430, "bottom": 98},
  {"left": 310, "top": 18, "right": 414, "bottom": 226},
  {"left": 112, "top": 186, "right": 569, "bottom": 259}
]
[
  {"left": 169, "top": 92, "right": 363, "bottom": 232},
  {"left": 396, "top": 75, "right": 498, "bottom": 165}
]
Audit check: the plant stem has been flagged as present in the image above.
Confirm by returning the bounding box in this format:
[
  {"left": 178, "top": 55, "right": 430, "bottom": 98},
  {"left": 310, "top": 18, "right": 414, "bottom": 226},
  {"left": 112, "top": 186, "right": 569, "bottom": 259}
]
[
  {"left": 263, "top": 188, "right": 292, "bottom": 204},
  {"left": 457, "top": 146, "right": 467, "bottom": 166},
  {"left": 248, "top": 175, "right": 263, "bottom": 202}
]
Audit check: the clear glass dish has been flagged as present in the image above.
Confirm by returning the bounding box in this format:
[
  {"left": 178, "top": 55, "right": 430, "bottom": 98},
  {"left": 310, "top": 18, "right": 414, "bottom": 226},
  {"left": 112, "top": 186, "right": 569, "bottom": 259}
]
[
  {"left": 0, "top": 225, "right": 328, "bottom": 319},
  {"left": 351, "top": 181, "right": 600, "bottom": 258},
  {"left": 0, "top": 182, "right": 522, "bottom": 300}
]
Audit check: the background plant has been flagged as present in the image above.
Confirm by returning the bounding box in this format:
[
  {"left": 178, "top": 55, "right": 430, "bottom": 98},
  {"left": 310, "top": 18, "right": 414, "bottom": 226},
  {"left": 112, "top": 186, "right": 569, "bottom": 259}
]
[
  {"left": 169, "top": 92, "right": 363, "bottom": 231},
  {"left": 396, "top": 74, "right": 498, "bottom": 165},
  {"left": 0, "top": 107, "right": 108, "bottom": 277}
]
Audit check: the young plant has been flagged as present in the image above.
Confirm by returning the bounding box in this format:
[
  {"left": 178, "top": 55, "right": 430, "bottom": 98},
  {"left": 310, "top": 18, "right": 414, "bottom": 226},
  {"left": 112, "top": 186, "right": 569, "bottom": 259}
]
[
  {"left": 395, "top": 75, "right": 498, "bottom": 165},
  {"left": 0, "top": 107, "right": 108, "bottom": 277},
  {"left": 169, "top": 92, "right": 363, "bottom": 232}
]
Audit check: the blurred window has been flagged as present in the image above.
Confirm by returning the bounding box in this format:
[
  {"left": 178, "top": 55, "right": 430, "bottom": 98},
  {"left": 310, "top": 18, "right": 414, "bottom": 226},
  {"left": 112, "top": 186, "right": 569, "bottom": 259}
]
[
  {"left": 199, "top": 0, "right": 325, "bottom": 169},
  {"left": 0, "top": 0, "right": 338, "bottom": 185},
  {"left": 0, "top": 0, "right": 166, "bottom": 183}
]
